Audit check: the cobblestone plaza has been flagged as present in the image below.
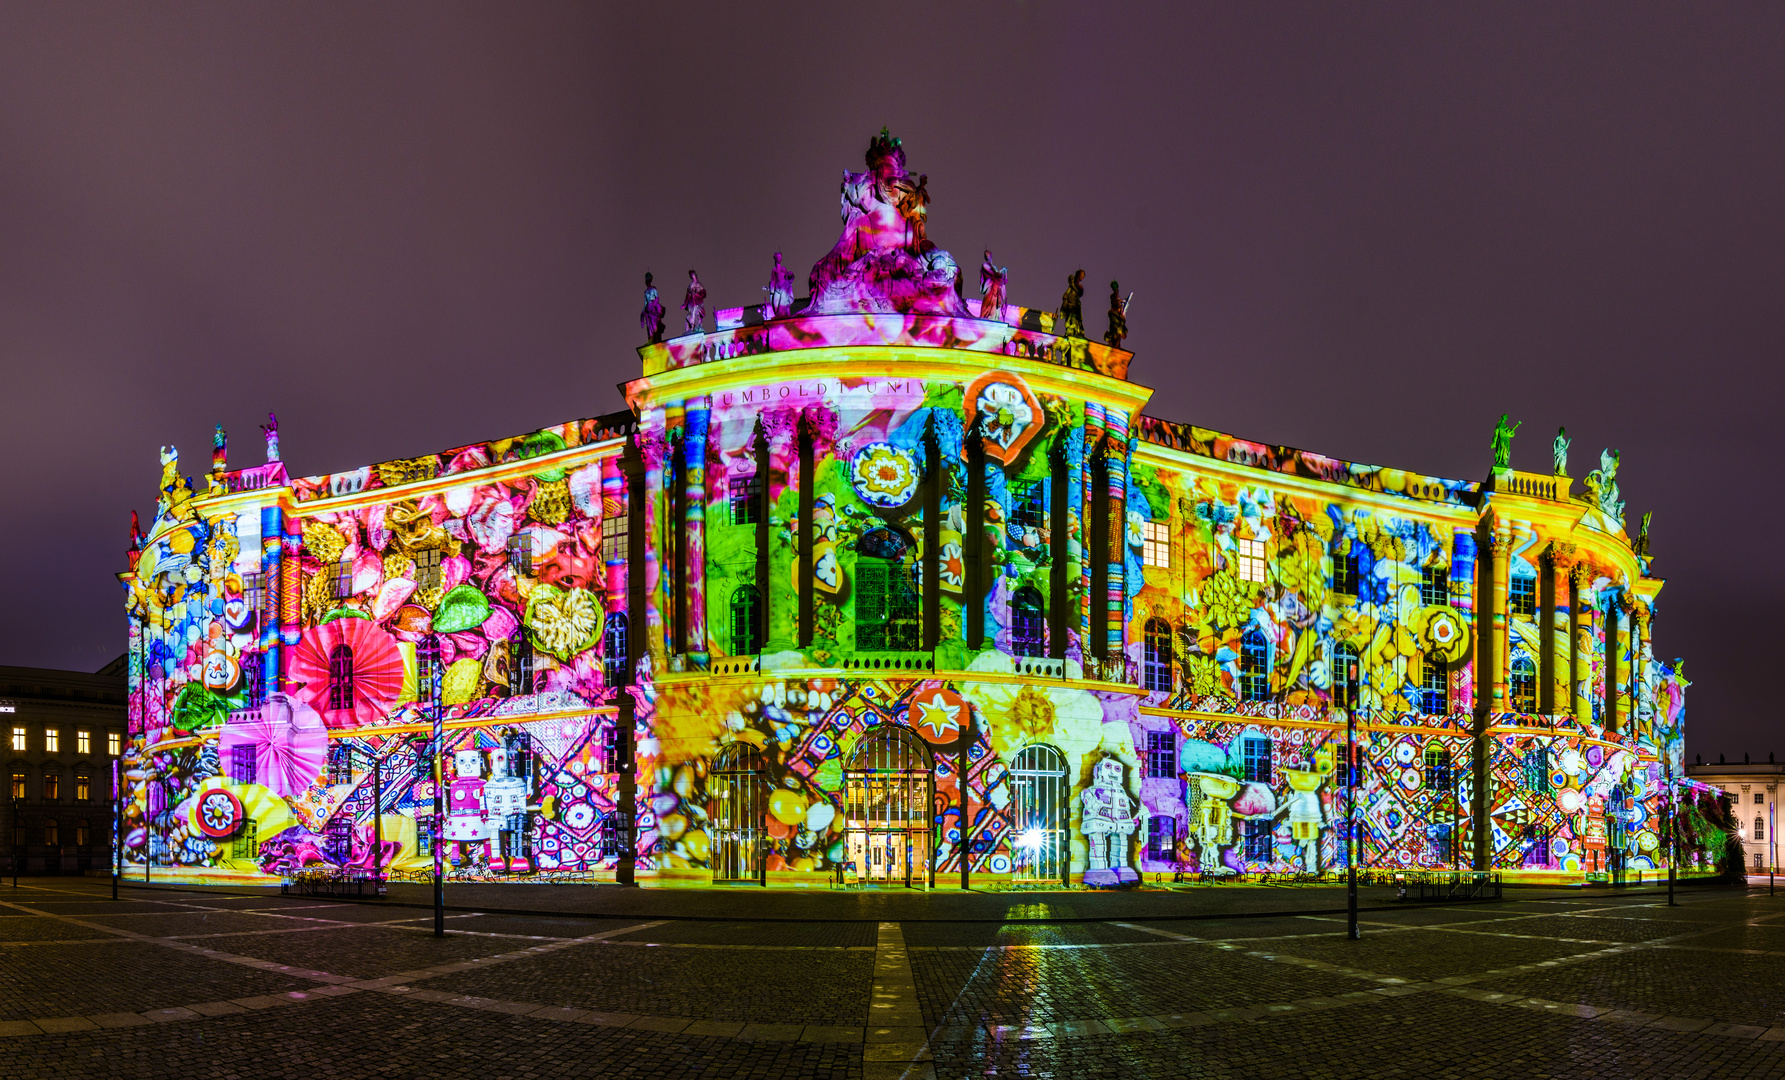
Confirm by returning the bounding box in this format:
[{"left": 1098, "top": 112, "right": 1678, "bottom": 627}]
[{"left": 3, "top": 878, "right": 1784, "bottom": 1078}]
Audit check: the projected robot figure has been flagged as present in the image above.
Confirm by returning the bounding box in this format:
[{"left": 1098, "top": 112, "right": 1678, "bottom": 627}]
[
  {"left": 486, "top": 728, "right": 536, "bottom": 873},
  {"left": 1081, "top": 756, "right": 1139, "bottom": 886},
  {"left": 445, "top": 749, "right": 496, "bottom": 870}
]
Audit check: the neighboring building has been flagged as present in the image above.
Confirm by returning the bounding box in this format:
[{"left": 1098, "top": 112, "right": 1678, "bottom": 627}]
[
  {"left": 1685, "top": 757, "right": 1781, "bottom": 872},
  {"left": 119, "top": 133, "right": 1717, "bottom": 888},
  {"left": 2, "top": 661, "right": 126, "bottom": 875}
]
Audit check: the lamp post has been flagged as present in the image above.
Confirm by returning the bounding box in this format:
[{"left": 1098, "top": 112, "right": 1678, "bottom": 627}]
[
  {"left": 111, "top": 759, "right": 120, "bottom": 901},
  {"left": 372, "top": 744, "right": 384, "bottom": 896},
  {"left": 1666, "top": 765, "right": 1676, "bottom": 907},
  {"left": 430, "top": 645, "right": 444, "bottom": 938},
  {"left": 1347, "top": 706, "right": 1359, "bottom": 940},
  {"left": 10, "top": 796, "right": 19, "bottom": 887}
]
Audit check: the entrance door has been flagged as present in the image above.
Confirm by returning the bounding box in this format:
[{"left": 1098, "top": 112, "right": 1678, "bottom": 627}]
[
  {"left": 845, "top": 726, "right": 934, "bottom": 887},
  {"left": 711, "top": 745, "right": 765, "bottom": 883},
  {"left": 1009, "top": 744, "right": 1069, "bottom": 886}
]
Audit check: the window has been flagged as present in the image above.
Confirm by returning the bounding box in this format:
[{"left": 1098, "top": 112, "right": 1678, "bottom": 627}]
[
  {"left": 730, "top": 585, "right": 762, "bottom": 656},
  {"left": 1429, "top": 823, "right": 1454, "bottom": 863},
  {"left": 9, "top": 772, "right": 23, "bottom": 800},
  {"left": 509, "top": 631, "right": 534, "bottom": 696},
  {"left": 232, "top": 820, "right": 259, "bottom": 860},
  {"left": 1242, "top": 736, "right": 1272, "bottom": 783},
  {"left": 506, "top": 531, "right": 532, "bottom": 574},
  {"left": 74, "top": 776, "right": 89, "bottom": 802},
  {"left": 230, "top": 744, "right": 259, "bottom": 785},
  {"left": 324, "top": 816, "right": 352, "bottom": 864},
  {"left": 75, "top": 820, "right": 90, "bottom": 847},
  {"left": 42, "top": 773, "right": 59, "bottom": 801},
  {"left": 1419, "top": 564, "right": 1448, "bottom": 606},
  {"left": 1509, "top": 657, "right": 1537, "bottom": 714},
  {"left": 1522, "top": 824, "right": 1551, "bottom": 867},
  {"left": 242, "top": 651, "right": 266, "bottom": 709},
  {"left": 43, "top": 819, "right": 58, "bottom": 847},
  {"left": 600, "top": 509, "right": 629, "bottom": 563},
  {"left": 1757, "top": 817, "right": 1765, "bottom": 841},
  {"left": 857, "top": 535, "right": 919, "bottom": 652},
  {"left": 1013, "top": 482, "right": 1045, "bottom": 537},
  {"left": 244, "top": 571, "right": 265, "bottom": 628},
  {"left": 1757, "top": 792, "right": 1767, "bottom": 805},
  {"left": 1509, "top": 575, "right": 1536, "bottom": 618},
  {"left": 1145, "top": 731, "right": 1177, "bottom": 779},
  {"left": 414, "top": 547, "right": 442, "bottom": 591},
  {"left": 415, "top": 637, "right": 441, "bottom": 705},
  {"left": 1010, "top": 586, "right": 1045, "bottom": 658},
  {"left": 1142, "top": 618, "right": 1173, "bottom": 691},
  {"left": 44, "top": 728, "right": 59, "bottom": 753},
  {"left": 1146, "top": 816, "right": 1177, "bottom": 861},
  {"left": 332, "top": 558, "right": 354, "bottom": 599},
  {"left": 107, "top": 732, "right": 121, "bottom": 756},
  {"left": 327, "top": 744, "right": 355, "bottom": 786},
  {"left": 729, "top": 474, "right": 762, "bottom": 526},
  {"left": 1239, "top": 629, "right": 1270, "bottom": 702},
  {"left": 1333, "top": 545, "right": 1363, "bottom": 596},
  {"left": 10, "top": 726, "right": 24, "bottom": 751},
  {"left": 1141, "top": 520, "right": 1171, "bottom": 568},
  {"left": 1424, "top": 746, "right": 1453, "bottom": 794},
  {"left": 1243, "top": 818, "right": 1272, "bottom": 859},
  {"left": 417, "top": 818, "right": 433, "bottom": 856},
  {"left": 1235, "top": 537, "right": 1267, "bottom": 583},
  {"left": 327, "top": 644, "right": 355, "bottom": 711},
  {"left": 1332, "top": 643, "right": 1359, "bottom": 709},
  {"left": 1758, "top": 853, "right": 1766, "bottom": 871},
  {"left": 601, "top": 722, "right": 621, "bottom": 773},
  {"left": 1420, "top": 660, "right": 1448, "bottom": 716},
  {"left": 603, "top": 612, "right": 630, "bottom": 687},
  {"left": 1524, "top": 746, "right": 1551, "bottom": 793},
  {"left": 76, "top": 730, "right": 91, "bottom": 756}
]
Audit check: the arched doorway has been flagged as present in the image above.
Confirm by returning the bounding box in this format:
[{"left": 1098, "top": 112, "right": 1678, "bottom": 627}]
[
  {"left": 1009, "top": 743, "right": 1069, "bottom": 887},
  {"left": 845, "top": 725, "right": 934, "bottom": 887},
  {"left": 710, "top": 744, "right": 766, "bottom": 884}
]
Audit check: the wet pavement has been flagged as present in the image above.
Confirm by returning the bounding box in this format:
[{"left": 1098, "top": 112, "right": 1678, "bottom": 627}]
[{"left": 1, "top": 876, "right": 1780, "bottom": 1078}]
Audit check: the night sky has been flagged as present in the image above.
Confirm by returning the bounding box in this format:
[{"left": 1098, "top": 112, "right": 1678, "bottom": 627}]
[{"left": 2, "top": 6, "right": 1779, "bottom": 760}]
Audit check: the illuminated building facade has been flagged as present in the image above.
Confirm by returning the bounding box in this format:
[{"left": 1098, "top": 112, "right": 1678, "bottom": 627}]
[{"left": 120, "top": 134, "right": 1721, "bottom": 887}]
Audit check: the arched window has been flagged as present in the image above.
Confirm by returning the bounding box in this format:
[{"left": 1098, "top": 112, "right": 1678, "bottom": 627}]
[
  {"left": 603, "top": 612, "right": 629, "bottom": 687},
  {"left": 1509, "top": 656, "right": 1537, "bottom": 714},
  {"left": 1142, "top": 618, "right": 1172, "bottom": 691},
  {"left": 731, "top": 585, "right": 762, "bottom": 656},
  {"left": 1239, "top": 629, "right": 1270, "bottom": 702},
  {"left": 1332, "top": 643, "right": 1359, "bottom": 709},
  {"left": 857, "top": 530, "right": 919, "bottom": 652},
  {"left": 327, "top": 644, "right": 355, "bottom": 711},
  {"left": 1011, "top": 586, "right": 1046, "bottom": 658},
  {"left": 509, "top": 630, "right": 534, "bottom": 697}
]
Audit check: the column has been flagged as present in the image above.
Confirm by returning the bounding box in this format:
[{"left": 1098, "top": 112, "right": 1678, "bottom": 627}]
[
  {"left": 921, "top": 417, "right": 940, "bottom": 652},
  {"left": 1487, "top": 522, "right": 1512, "bottom": 715},
  {"left": 260, "top": 505, "right": 283, "bottom": 694},
  {"left": 618, "top": 434, "right": 646, "bottom": 885},
  {"left": 664, "top": 402, "right": 685, "bottom": 657},
  {"left": 1082, "top": 404, "right": 1106, "bottom": 667},
  {"left": 1605, "top": 592, "right": 1621, "bottom": 735},
  {"left": 637, "top": 408, "right": 669, "bottom": 673},
  {"left": 683, "top": 397, "right": 709, "bottom": 666},
  {"left": 1571, "top": 566, "right": 1593, "bottom": 723},
  {"left": 1104, "top": 410, "right": 1131, "bottom": 682},
  {"left": 1538, "top": 545, "right": 1557, "bottom": 714}
]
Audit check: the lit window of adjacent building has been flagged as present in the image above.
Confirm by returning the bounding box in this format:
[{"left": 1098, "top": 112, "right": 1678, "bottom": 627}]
[
  {"left": 1420, "top": 564, "right": 1449, "bottom": 606},
  {"left": 506, "top": 532, "right": 532, "bottom": 574},
  {"left": 729, "top": 475, "right": 762, "bottom": 526},
  {"left": 1509, "top": 575, "right": 1536, "bottom": 618},
  {"left": 75, "top": 730, "right": 90, "bottom": 756},
  {"left": 332, "top": 559, "right": 354, "bottom": 599},
  {"left": 44, "top": 729, "right": 59, "bottom": 753},
  {"left": 1145, "top": 731, "right": 1177, "bottom": 779},
  {"left": 42, "top": 773, "right": 59, "bottom": 801},
  {"left": 74, "top": 776, "right": 90, "bottom": 802},
  {"left": 1235, "top": 537, "right": 1267, "bottom": 583},
  {"left": 107, "top": 732, "right": 121, "bottom": 756},
  {"left": 9, "top": 726, "right": 23, "bottom": 752},
  {"left": 414, "top": 547, "right": 442, "bottom": 591},
  {"left": 1141, "top": 520, "right": 1170, "bottom": 568}
]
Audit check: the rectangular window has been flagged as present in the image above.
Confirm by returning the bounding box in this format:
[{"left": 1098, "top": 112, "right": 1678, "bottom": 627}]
[
  {"left": 230, "top": 744, "right": 259, "bottom": 785},
  {"left": 244, "top": 571, "right": 265, "bottom": 627},
  {"left": 507, "top": 531, "right": 532, "bottom": 574},
  {"left": 729, "top": 474, "right": 762, "bottom": 526},
  {"left": 1332, "top": 645, "right": 1358, "bottom": 709},
  {"left": 1145, "top": 732, "right": 1176, "bottom": 779},
  {"left": 9, "top": 726, "right": 23, "bottom": 752},
  {"left": 43, "top": 820, "right": 58, "bottom": 847},
  {"left": 43, "top": 774, "right": 59, "bottom": 801},
  {"left": 1142, "top": 520, "right": 1171, "bottom": 568},
  {"left": 1420, "top": 564, "right": 1449, "bottom": 606},
  {"left": 601, "top": 723, "right": 620, "bottom": 774},
  {"left": 1235, "top": 537, "right": 1268, "bottom": 583},
  {"left": 9, "top": 772, "right": 22, "bottom": 800},
  {"left": 1524, "top": 746, "right": 1551, "bottom": 793},
  {"left": 1424, "top": 748, "right": 1453, "bottom": 794},
  {"left": 1013, "top": 482, "right": 1046, "bottom": 537},
  {"left": 1757, "top": 792, "right": 1767, "bottom": 804},
  {"left": 600, "top": 510, "right": 629, "bottom": 563},
  {"left": 1146, "top": 816, "right": 1177, "bottom": 861},
  {"left": 1243, "top": 818, "right": 1272, "bottom": 860},
  {"left": 1421, "top": 662, "right": 1449, "bottom": 716},
  {"left": 76, "top": 730, "right": 90, "bottom": 756},
  {"left": 1429, "top": 823, "right": 1453, "bottom": 863},
  {"left": 414, "top": 547, "right": 442, "bottom": 591},
  {"left": 1756, "top": 817, "right": 1765, "bottom": 841},
  {"left": 1509, "top": 575, "right": 1536, "bottom": 618},
  {"left": 1242, "top": 737, "right": 1272, "bottom": 783},
  {"left": 1332, "top": 546, "right": 1360, "bottom": 596},
  {"left": 75, "top": 820, "right": 90, "bottom": 847},
  {"left": 332, "top": 559, "right": 354, "bottom": 600},
  {"left": 44, "top": 729, "right": 59, "bottom": 753},
  {"left": 417, "top": 818, "right": 433, "bottom": 856},
  {"left": 75, "top": 776, "right": 90, "bottom": 802},
  {"left": 107, "top": 732, "right": 121, "bottom": 757},
  {"left": 232, "top": 820, "right": 259, "bottom": 860},
  {"left": 327, "top": 744, "right": 355, "bottom": 786}
]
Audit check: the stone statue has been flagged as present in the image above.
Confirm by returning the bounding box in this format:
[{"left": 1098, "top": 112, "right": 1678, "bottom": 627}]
[
  {"left": 261, "top": 412, "right": 280, "bottom": 463},
  {"left": 1490, "top": 414, "right": 1521, "bottom": 471},
  {"left": 1584, "top": 448, "right": 1624, "bottom": 523},
  {"left": 1104, "top": 281, "right": 1128, "bottom": 348},
  {"left": 682, "top": 270, "right": 707, "bottom": 335},
  {"left": 762, "top": 253, "right": 795, "bottom": 319},
  {"left": 1552, "top": 426, "right": 1570, "bottom": 477},
  {"left": 1080, "top": 756, "right": 1139, "bottom": 887},
  {"left": 1059, "top": 269, "right": 1086, "bottom": 338},
  {"left": 211, "top": 423, "right": 227, "bottom": 474},
  {"left": 640, "top": 272, "right": 666, "bottom": 344},
  {"left": 1634, "top": 511, "right": 1652, "bottom": 558},
  {"left": 978, "top": 250, "right": 1007, "bottom": 320}
]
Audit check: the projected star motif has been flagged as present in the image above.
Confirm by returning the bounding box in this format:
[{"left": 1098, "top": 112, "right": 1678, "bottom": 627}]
[{"left": 912, "top": 689, "right": 963, "bottom": 740}]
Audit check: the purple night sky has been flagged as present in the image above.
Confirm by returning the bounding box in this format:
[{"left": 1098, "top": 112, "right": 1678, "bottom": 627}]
[{"left": 1, "top": 6, "right": 1778, "bottom": 760}]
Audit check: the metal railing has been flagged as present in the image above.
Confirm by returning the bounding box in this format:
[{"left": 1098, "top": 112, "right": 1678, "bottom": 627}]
[{"left": 1396, "top": 871, "right": 1502, "bottom": 903}]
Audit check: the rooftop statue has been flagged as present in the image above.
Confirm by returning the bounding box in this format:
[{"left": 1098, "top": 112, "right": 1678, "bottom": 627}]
[
  {"left": 1059, "top": 269, "right": 1086, "bottom": 338},
  {"left": 805, "top": 130, "right": 969, "bottom": 317},
  {"left": 1490, "top": 413, "right": 1520, "bottom": 471},
  {"left": 978, "top": 249, "right": 1007, "bottom": 321},
  {"left": 212, "top": 423, "right": 227, "bottom": 474},
  {"left": 682, "top": 270, "right": 707, "bottom": 335},
  {"left": 763, "top": 253, "right": 795, "bottom": 319},
  {"left": 1634, "top": 511, "right": 1652, "bottom": 558},
  {"left": 1552, "top": 426, "right": 1570, "bottom": 477},
  {"left": 1104, "top": 280, "right": 1128, "bottom": 348},
  {"left": 261, "top": 412, "right": 280, "bottom": 463},
  {"left": 1583, "top": 448, "right": 1624, "bottom": 524},
  {"left": 640, "top": 272, "right": 666, "bottom": 344}
]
